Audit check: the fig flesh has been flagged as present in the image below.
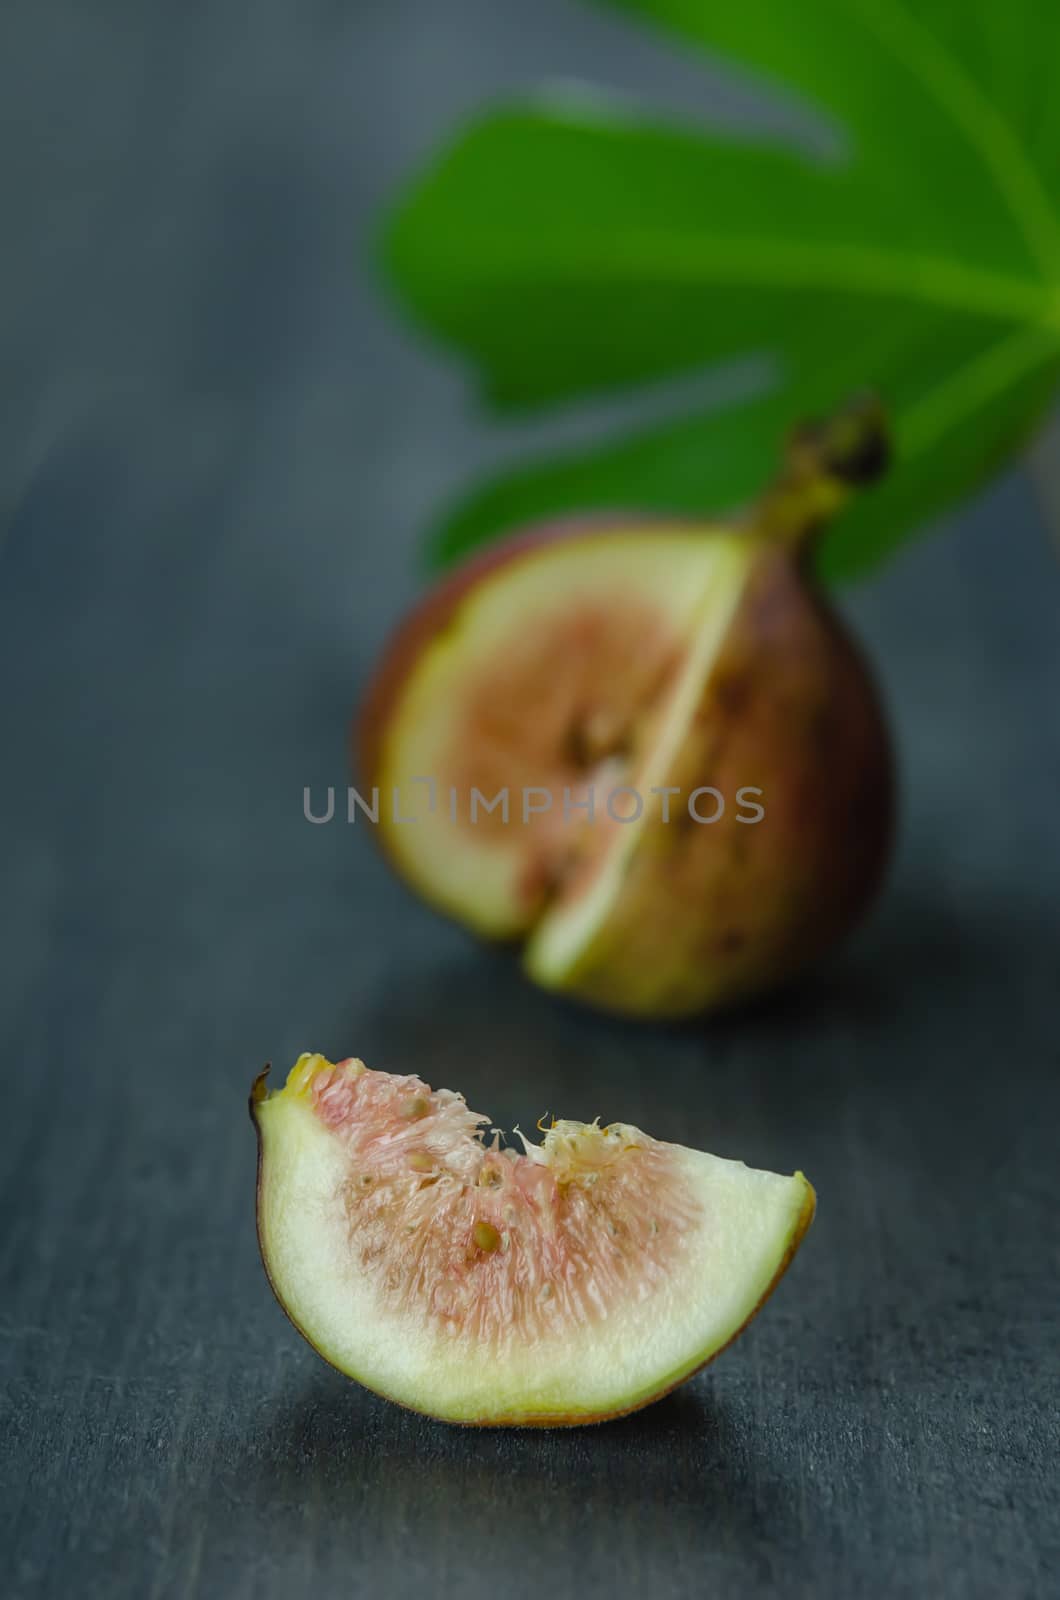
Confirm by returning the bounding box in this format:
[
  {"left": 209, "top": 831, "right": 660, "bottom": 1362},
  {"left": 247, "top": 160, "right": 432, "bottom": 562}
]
[
  {"left": 358, "top": 400, "right": 894, "bottom": 1017},
  {"left": 252, "top": 1053, "right": 815, "bottom": 1426}
]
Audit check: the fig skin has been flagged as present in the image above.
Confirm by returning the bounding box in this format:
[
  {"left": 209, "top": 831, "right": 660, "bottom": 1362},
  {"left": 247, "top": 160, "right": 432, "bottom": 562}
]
[{"left": 355, "top": 399, "right": 895, "bottom": 1018}]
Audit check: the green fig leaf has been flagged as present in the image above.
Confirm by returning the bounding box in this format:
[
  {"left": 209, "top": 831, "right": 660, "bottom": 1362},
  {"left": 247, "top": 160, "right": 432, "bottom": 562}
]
[{"left": 381, "top": 1, "right": 1060, "bottom": 578}]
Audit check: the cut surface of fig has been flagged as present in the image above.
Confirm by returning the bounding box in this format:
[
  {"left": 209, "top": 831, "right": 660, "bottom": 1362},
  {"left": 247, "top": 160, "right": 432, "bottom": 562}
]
[
  {"left": 364, "top": 528, "right": 754, "bottom": 940},
  {"left": 253, "top": 1053, "right": 815, "bottom": 1426}
]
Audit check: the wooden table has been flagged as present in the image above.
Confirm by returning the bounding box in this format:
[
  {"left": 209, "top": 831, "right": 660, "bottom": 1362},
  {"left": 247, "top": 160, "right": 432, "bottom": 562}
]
[{"left": 2, "top": 4, "right": 1058, "bottom": 1596}]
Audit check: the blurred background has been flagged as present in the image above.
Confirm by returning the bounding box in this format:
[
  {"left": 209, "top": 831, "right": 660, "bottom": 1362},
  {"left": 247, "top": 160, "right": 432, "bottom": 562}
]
[{"left": 2, "top": 4, "right": 1058, "bottom": 1598}]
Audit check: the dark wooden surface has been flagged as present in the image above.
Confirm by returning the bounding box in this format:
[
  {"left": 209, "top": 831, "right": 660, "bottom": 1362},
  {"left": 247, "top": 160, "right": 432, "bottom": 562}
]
[{"left": 2, "top": 4, "right": 1058, "bottom": 1597}]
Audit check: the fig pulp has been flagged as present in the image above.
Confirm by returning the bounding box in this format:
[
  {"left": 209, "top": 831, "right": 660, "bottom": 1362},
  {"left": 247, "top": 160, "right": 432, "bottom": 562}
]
[{"left": 253, "top": 1053, "right": 815, "bottom": 1426}]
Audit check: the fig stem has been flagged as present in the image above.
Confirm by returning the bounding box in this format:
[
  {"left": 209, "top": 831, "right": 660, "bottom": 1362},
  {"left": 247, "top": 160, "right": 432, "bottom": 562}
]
[{"left": 755, "top": 393, "right": 891, "bottom": 553}]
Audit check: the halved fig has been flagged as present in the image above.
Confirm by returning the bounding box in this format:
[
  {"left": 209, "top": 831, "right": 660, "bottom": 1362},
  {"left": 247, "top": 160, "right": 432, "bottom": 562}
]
[
  {"left": 357, "top": 399, "right": 894, "bottom": 1017},
  {"left": 252, "top": 1053, "right": 816, "bottom": 1426}
]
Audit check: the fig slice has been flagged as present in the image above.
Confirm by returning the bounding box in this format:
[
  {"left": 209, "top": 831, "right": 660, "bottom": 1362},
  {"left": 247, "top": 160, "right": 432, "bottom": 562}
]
[{"left": 252, "top": 1053, "right": 816, "bottom": 1426}]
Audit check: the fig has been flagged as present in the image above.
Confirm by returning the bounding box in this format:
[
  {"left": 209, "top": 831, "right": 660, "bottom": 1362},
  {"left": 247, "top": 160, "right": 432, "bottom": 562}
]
[
  {"left": 252, "top": 1053, "right": 815, "bottom": 1425},
  {"left": 358, "top": 398, "right": 894, "bottom": 1017}
]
